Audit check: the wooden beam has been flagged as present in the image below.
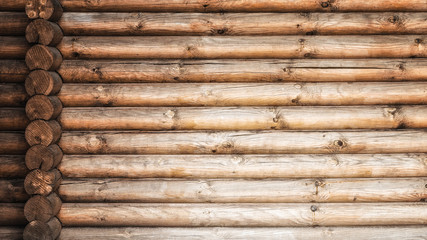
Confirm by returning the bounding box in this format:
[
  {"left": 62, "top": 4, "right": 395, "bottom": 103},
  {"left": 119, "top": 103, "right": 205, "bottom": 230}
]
[
  {"left": 0, "top": 37, "right": 29, "bottom": 59},
  {"left": 0, "top": 204, "right": 26, "bottom": 226},
  {"left": 0, "top": 84, "right": 27, "bottom": 107},
  {"left": 0, "top": 60, "right": 28, "bottom": 83},
  {"left": 0, "top": 155, "right": 27, "bottom": 178},
  {"left": 0, "top": 108, "right": 28, "bottom": 131},
  {"left": 0, "top": 12, "right": 28, "bottom": 36},
  {"left": 0, "top": 179, "right": 28, "bottom": 203},
  {"left": 0, "top": 132, "right": 28, "bottom": 154},
  {"left": 0, "top": 227, "right": 23, "bottom": 240}
]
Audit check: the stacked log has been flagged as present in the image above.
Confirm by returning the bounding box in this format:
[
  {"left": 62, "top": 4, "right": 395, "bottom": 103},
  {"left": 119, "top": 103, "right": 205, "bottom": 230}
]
[{"left": 22, "top": 0, "right": 64, "bottom": 239}]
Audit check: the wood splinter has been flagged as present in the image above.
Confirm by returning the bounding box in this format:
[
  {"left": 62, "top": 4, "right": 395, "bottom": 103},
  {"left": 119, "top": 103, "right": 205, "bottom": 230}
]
[
  {"left": 25, "top": 45, "right": 62, "bottom": 71},
  {"left": 26, "top": 19, "right": 63, "bottom": 46},
  {"left": 24, "top": 193, "right": 62, "bottom": 222},
  {"left": 25, "top": 0, "right": 63, "bottom": 22},
  {"left": 26, "top": 95, "right": 63, "bottom": 121},
  {"left": 25, "top": 70, "right": 62, "bottom": 96},
  {"left": 24, "top": 168, "right": 62, "bottom": 196},
  {"left": 25, "top": 120, "right": 61, "bottom": 146},
  {"left": 23, "top": 218, "right": 62, "bottom": 240},
  {"left": 25, "top": 144, "right": 63, "bottom": 171}
]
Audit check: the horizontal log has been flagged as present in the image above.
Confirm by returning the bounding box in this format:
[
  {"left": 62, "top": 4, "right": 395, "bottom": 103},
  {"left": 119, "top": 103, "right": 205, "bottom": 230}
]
[
  {"left": 58, "top": 82, "right": 427, "bottom": 107},
  {"left": 0, "top": 132, "right": 28, "bottom": 154},
  {"left": 0, "top": 108, "right": 28, "bottom": 130},
  {"left": 59, "top": 12, "right": 427, "bottom": 36},
  {"left": 58, "top": 0, "right": 427, "bottom": 12},
  {"left": 0, "top": 60, "right": 28, "bottom": 83},
  {"left": 57, "top": 36, "right": 427, "bottom": 59},
  {"left": 0, "top": 37, "right": 29, "bottom": 59},
  {"left": 0, "top": 155, "right": 27, "bottom": 178},
  {"left": 58, "top": 203, "right": 427, "bottom": 226},
  {"left": 0, "top": 84, "right": 27, "bottom": 107},
  {"left": 0, "top": 12, "right": 28, "bottom": 35},
  {"left": 58, "top": 130, "right": 427, "bottom": 154},
  {"left": 0, "top": 179, "right": 28, "bottom": 203},
  {"left": 58, "top": 154, "right": 427, "bottom": 178},
  {"left": 58, "top": 59, "right": 427, "bottom": 83},
  {"left": 59, "top": 106, "right": 427, "bottom": 130},
  {"left": 58, "top": 227, "right": 427, "bottom": 240},
  {"left": 58, "top": 178, "right": 427, "bottom": 203},
  {"left": 0, "top": 227, "right": 23, "bottom": 240},
  {"left": 0, "top": 204, "right": 25, "bottom": 226}
]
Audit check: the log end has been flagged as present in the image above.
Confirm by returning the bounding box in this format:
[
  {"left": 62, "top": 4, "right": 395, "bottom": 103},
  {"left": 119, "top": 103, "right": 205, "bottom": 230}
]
[
  {"left": 25, "top": 120, "right": 62, "bottom": 146},
  {"left": 25, "top": 144, "right": 63, "bottom": 171},
  {"left": 26, "top": 95, "right": 62, "bottom": 121},
  {"left": 25, "top": 45, "right": 62, "bottom": 71},
  {"left": 24, "top": 169, "right": 62, "bottom": 196},
  {"left": 25, "top": 70, "right": 63, "bottom": 96},
  {"left": 23, "top": 218, "right": 62, "bottom": 240},
  {"left": 25, "top": 0, "right": 63, "bottom": 21},
  {"left": 26, "top": 19, "right": 63, "bottom": 46}
]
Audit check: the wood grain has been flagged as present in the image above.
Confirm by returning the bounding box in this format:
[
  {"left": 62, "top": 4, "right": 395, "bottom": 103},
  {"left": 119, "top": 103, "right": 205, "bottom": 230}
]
[
  {"left": 0, "top": 84, "right": 27, "bottom": 107},
  {"left": 0, "top": 108, "right": 28, "bottom": 131},
  {"left": 0, "top": 155, "right": 27, "bottom": 178},
  {"left": 0, "top": 132, "right": 28, "bottom": 154},
  {"left": 0, "top": 37, "right": 29, "bottom": 59},
  {"left": 0, "top": 12, "right": 28, "bottom": 36},
  {"left": 0, "top": 204, "right": 26, "bottom": 226},
  {"left": 0, "top": 179, "right": 28, "bottom": 203},
  {"left": 0, "top": 60, "right": 28, "bottom": 83}
]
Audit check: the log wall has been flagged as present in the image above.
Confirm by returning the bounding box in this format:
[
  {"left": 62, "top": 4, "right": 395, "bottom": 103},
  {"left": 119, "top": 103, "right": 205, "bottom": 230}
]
[{"left": 1, "top": 0, "right": 426, "bottom": 239}]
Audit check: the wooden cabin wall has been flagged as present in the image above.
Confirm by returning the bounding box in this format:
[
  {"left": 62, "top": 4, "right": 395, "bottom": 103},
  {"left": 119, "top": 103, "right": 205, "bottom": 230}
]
[{"left": 1, "top": 0, "right": 427, "bottom": 239}]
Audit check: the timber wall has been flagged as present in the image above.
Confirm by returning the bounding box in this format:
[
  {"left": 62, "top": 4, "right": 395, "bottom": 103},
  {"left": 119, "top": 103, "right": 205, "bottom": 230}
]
[{"left": 0, "top": 0, "right": 427, "bottom": 239}]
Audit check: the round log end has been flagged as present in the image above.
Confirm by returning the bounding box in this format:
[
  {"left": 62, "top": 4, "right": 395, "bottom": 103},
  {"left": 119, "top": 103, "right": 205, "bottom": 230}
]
[
  {"left": 25, "top": 70, "right": 63, "bottom": 96},
  {"left": 25, "top": 120, "right": 62, "bottom": 146},
  {"left": 26, "top": 19, "right": 63, "bottom": 46},
  {"left": 24, "top": 169, "right": 62, "bottom": 196},
  {"left": 26, "top": 95, "right": 63, "bottom": 121},
  {"left": 24, "top": 195, "right": 54, "bottom": 222},
  {"left": 25, "top": 45, "right": 63, "bottom": 71},
  {"left": 26, "top": 144, "right": 63, "bottom": 171},
  {"left": 23, "top": 218, "right": 62, "bottom": 240},
  {"left": 25, "top": 0, "right": 63, "bottom": 21}
]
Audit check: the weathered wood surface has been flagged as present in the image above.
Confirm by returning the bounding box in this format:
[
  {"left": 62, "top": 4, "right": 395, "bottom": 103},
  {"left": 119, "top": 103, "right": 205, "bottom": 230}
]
[
  {"left": 0, "top": 227, "right": 23, "bottom": 240},
  {"left": 0, "top": 37, "right": 29, "bottom": 59},
  {"left": 58, "top": 203, "right": 427, "bottom": 226},
  {"left": 26, "top": 19, "right": 63, "bottom": 46},
  {"left": 58, "top": 59, "right": 427, "bottom": 83},
  {"left": 25, "top": 44, "right": 63, "bottom": 71},
  {"left": 0, "top": 155, "right": 27, "bottom": 178},
  {"left": 0, "top": 132, "right": 28, "bottom": 154},
  {"left": 59, "top": 12, "right": 427, "bottom": 36},
  {"left": 58, "top": 82, "right": 427, "bottom": 107},
  {"left": 57, "top": 227, "right": 427, "bottom": 240},
  {"left": 59, "top": 130, "right": 427, "bottom": 154},
  {"left": 0, "top": 108, "right": 28, "bottom": 131},
  {"left": 0, "top": 0, "right": 26, "bottom": 11},
  {"left": 58, "top": 36, "right": 427, "bottom": 59},
  {"left": 0, "top": 60, "right": 28, "bottom": 83},
  {"left": 58, "top": 178, "right": 427, "bottom": 203},
  {"left": 0, "top": 204, "right": 26, "bottom": 226},
  {"left": 25, "top": 70, "right": 62, "bottom": 96},
  {"left": 58, "top": 106, "right": 427, "bottom": 130},
  {"left": 56, "top": 0, "right": 427, "bottom": 12},
  {"left": 0, "top": 12, "right": 28, "bottom": 36},
  {"left": 58, "top": 154, "right": 427, "bottom": 178},
  {"left": 0, "top": 179, "right": 28, "bottom": 203},
  {"left": 0, "top": 84, "right": 27, "bottom": 107}
]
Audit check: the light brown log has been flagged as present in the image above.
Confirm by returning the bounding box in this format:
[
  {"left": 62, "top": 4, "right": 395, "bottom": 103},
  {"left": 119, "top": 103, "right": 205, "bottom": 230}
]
[
  {"left": 26, "top": 19, "right": 63, "bottom": 46},
  {"left": 0, "top": 37, "right": 29, "bottom": 59},
  {"left": 25, "top": 120, "right": 62, "bottom": 146},
  {"left": 58, "top": 227, "right": 427, "bottom": 240},
  {"left": 26, "top": 95, "right": 63, "bottom": 121},
  {"left": 26, "top": 144, "right": 63, "bottom": 171},
  {"left": 24, "top": 169, "right": 62, "bottom": 196},
  {"left": 59, "top": 106, "right": 427, "bottom": 131},
  {"left": 0, "top": 179, "right": 28, "bottom": 203},
  {"left": 58, "top": 0, "right": 427, "bottom": 12},
  {"left": 58, "top": 82, "right": 427, "bottom": 107},
  {"left": 0, "top": 227, "right": 23, "bottom": 240},
  {"left": 58, "top": 130, "right": 427, "bottom": 154},
  {"left": 58, "top": 59, "right": 427, "bottom": 83},
  {"left": 0, "top": 132, "right": 28, "bottom": 154},
  {"left": 58, "top": 203, "right": 427, "bottom": 227},
  {"left": 0, "top": 84, "right": 27, "bottom": 107},
  {"left": 0, "top": 203, "right": 26, "bottom": 226},
  {"left": 25, "top": 70, "right": 63, "bottom": 96},
  {"left": 58, "top": 154, "right": 427, "bottom": 179},
  {"left": 26, "top": 0, "right": 63, "bottom": 21},
  {"left": 0, "top": 0, "right": 25, "bottom": 11},
  {"left": 59, "top": 12, "right": 427, "bottom": 36},
  {"left": 23, "top": 218, "right": 62, "bottom": 240},
  {"left": 0, "top": 60, "right": 28, "bottom": 83},
  {"left": 58, "top": 36, "right": 427, "bottom": 59},
  {"left": 0, "top": 155, "right": 28, "bottom": 178},
  {"left": 24, "top": 193, "right": 62, "bottom": 222},
  {"left": 0, "top": 12, "right": 28, "bottom": 36},
  {"left": 58, "top": 178, "right": 427, "bottom": 203},
  {"left": 26, "top": 45, "right": 63, "bottom": 71},
  {"left": 0, "top": 108, "right": 28, "bottom": 131}
]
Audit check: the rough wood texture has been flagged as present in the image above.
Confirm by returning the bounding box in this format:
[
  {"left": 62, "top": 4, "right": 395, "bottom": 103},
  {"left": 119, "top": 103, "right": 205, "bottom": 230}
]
[
  {"left": 0, "top": 204, "right": 26, "bottom": 226},
  {"left": 58, "top": 36, "right": 427, "bottom": 59},
  {"left": 58, "top": 82, "right": 427, "bottom": 107},
  {"left": 23, "top": 218, "right": 61, "bottom": 240},
  {"left": 24, "top": 193, "right": 62, "bottom": 222},
  {"left": 25, "top": 70, "right": 62, "bottom": 96},
  {"left": 26, "top": 144, "right": 63, "bottom": 171},
  {"left": 0, "top": 84, "right": 27, "bottom": 107},
  {"left": 25, "top": 45, "right": 63, "bottom": 71},
  {"left": 58, "top": 178, "right": 427, "bottom": 203},
  {"left": 59, "top": 12, "right": 427, "bottom": 36},
  {"left": 58, "top": 154, "right": 427, "bottom": 178},
  {"left": 0, "top": 179, "right": 28, "bottom": 203},
  {"left": 58, "top": 130, "right": 427, "bottom": 154},
  {"left": 57, "top": 0, "right": 427, "bottom": 12},
  {"left": 0, "top": 0, "right": 25, "bottom": 11},
  {"left": 57, "top": 227, "right": 427, "bottom": 240},
  {"left": 0, "top": 37, "right": 29, "bottom": 59},
  {"left": 26, "top": 19, "right": 63, "bottom": 46},
  {"left": 58, "top": 59, "right": 427, "bottom": 83},
  {"left": 26, "top": 0, "right": 63, "bottom": 21},
  {"left": 0, "top": 12, "right": 28, "bottom": 36},
  {"left": 26, "top": 95, "right": 63, "bottom": 121},
  {"left": 25, "top": 120, "right": 61, "bottom": 146},
  {"left": 0, "top": 227, "right": 23, "bottom": 240},
  {"left": 24, "top": 169, "right": 62, "bottom": 196},
  {"left": 0, "top": 60, "right": 28, "bottom": 83},
  {"left": 59, "top": 106, "right": 427, "bottom": 131},
  {"left": 0, "top": 155, "right": 27, "bottom": 178},
  {"left": 0, "top": 132, "right": 28, "bottom": 154},
  {"left": 58, "top": 203, "right": 427, "bottom": 226},
  {"left": 0, "top": 108, "right": 28, "bottom": 131}
]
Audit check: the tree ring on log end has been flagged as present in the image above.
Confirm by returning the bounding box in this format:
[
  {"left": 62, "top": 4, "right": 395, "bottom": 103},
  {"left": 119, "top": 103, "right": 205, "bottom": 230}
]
[
  {"left": 25, "top": 70, "right": 62, "bottom": 96},
  {"left": 25, "top": 120, "right": 61, "bottom": 146},
  {"left": 24, "top": 169, "right": 62, "bottom": 196},
  {"left": 26, "top": 19, "right": 63, "bottom": 46},
  {"left": 26, "top": 95, "right": 62, "bottom": 121},
  {"left": 23, "top": 218, "right": 62, "bottom": 240},
  {"left": 24, "top": 194, "right": 61, "bottom": 222},
  {"left": 25, "top": 0, "right": 63, "bottom": 21},
  {"left": 26, "top": 144, "right": 63, "bottom": 171},
  {"left": 26, "top": 45, "right": 62, "bottom": 71}
]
